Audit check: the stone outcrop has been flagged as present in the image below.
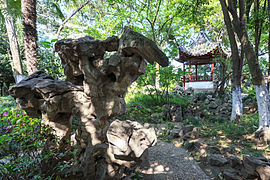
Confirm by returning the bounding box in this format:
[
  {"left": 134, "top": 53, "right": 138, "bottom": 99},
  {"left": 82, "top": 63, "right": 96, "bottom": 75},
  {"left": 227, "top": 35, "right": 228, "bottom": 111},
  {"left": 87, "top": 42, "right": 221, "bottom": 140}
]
[
  {"left": 10, "top": 27, "right": 168, "bottom": 179},
  {"left": 206, "top": 154, "right": 270, "bottom": 180}
]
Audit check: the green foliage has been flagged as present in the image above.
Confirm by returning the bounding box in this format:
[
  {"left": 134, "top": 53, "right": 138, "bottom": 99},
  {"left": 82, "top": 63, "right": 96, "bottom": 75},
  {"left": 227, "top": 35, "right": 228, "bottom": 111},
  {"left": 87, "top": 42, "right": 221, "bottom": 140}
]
[
  {"left": 0, "top": 96, "right": 17, "bottom": 108},
  {"left": 194, "top": 92, "right": 209, "bottom": 101},
  {"left": 135, "top": 63, "right": 183, "bottom": 105},
  {"left": 126, "top": 91, "right": 159, "bottom": 108},
  {"left": 0, "top": 28, "right": 15, "bottom": 89},
  {"left": 167, "top": 94, "right": 190, "bottom": 108},
  {"left": 123, "top": 91, "right": 189, "bottom": 124},
  {"left": 126, "top": 91, "right": 188, "bottom": 110},
  {"left": 0, "top": 97, "right": 50, "bottom": 179},
  {"left": 131, "top": 171, "right": 144, "bottom": 180},
  {"left": 0, "top": 97, "right": 79, "bottom": 179},
  {"left": 184, "top": 117, "right": 201, "bottom": 126},
  {"left": 0, "top": 58, "right": 14, "bottom": 88},
  {"left": 200, "top": 114, "right": 258, "bottom": 139},
  {"left": 39, "top": 39, "right": 65, "bottom": 79}
]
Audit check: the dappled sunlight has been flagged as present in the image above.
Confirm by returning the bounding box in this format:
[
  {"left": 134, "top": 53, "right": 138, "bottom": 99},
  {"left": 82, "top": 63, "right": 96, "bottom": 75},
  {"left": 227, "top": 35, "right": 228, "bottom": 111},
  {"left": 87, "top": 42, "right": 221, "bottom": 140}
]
[
  {"left": 138, "top": 140, "right": 209, "bottom": 179},
  {"left": 141, "top": 162, "right": 173, "bottom": 175}
]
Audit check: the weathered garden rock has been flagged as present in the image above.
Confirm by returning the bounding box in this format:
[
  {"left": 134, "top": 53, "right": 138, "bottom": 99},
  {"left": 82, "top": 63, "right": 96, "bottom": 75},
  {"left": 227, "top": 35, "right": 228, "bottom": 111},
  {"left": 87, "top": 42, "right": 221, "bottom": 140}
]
[
  {"left": 208, "top": 101, "right": 218, "bottom": 109},
  {"left": 241, "top": 156, "right": 270, "bottom": 179},
  {"left": 10, "top": 27, "right": 168, "bottom": 179},
  {"left": 223, "top": 169, "right": 240, "bottom": 180},
  {"left": 107, "top": 120, "right": 157, "bottom": 167},
  {"left": 256, "top": 165, "right": 270, "bottom": 180},
  {"left": 181, "top": 125, "right": 194, "bottom": 135},
  {"left": 229, "top": 156, "right": 242, "bottom": 168},
  {"left": 207, "top": 154, "right": 228, "bottom": 166},
  {"left": 118, "top": 28, "right": 168, "bottom": 67},
  {"left": 170, "top": 105, "right": 183, "bottom": 122},
  {"left": 170, "top": 127, "right": 182, "bottom": 139},
  {"left": 178, "top": 125, "right": 199, "bottom": 140},
  {"left": 162, "top": 104, "right": 184, "bottom": 122},
  {"left": 206, "top": 146, "right": 221, "bottom": 154},
  {"left": 182, "top": 128, "right": 199, "bottom": 140}
]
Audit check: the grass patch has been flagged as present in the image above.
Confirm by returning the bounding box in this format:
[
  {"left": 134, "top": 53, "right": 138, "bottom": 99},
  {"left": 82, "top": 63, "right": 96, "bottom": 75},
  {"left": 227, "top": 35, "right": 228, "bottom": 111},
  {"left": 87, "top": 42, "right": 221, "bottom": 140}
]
[
  {"left": 123, "top": 91, "right": 189, "bottom": 123},
  {"left": 0, "top": 96, "right": 17, "bottom": 108},
  {"left": 199, "top": 114, "right": 258, "bottom": 138},
  {"left": 126, "top": 91, "right": 190, "bottom": 108},
  {"left": 196, "top": 113, "right": 265, "bottom": 157}
]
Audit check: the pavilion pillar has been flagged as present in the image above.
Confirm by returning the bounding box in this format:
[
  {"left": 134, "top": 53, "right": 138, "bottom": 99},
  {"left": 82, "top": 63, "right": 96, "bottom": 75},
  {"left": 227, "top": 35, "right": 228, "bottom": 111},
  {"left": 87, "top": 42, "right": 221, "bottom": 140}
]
[
  {"left": 189, "top": 63, "right": 191, "bottom": 81},
  {"left": 211, "top": 63, "right": 214, "bottom": 80},
  {"left": 183, "top": 63, "right": 186, "bottom": 87}
]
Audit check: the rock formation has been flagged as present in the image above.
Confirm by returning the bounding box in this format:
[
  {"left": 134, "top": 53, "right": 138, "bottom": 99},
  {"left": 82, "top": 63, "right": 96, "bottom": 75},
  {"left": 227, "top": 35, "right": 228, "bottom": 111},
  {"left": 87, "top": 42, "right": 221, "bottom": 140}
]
[{"left": 9, "top": 27, "right": 168, "bottom": 179}]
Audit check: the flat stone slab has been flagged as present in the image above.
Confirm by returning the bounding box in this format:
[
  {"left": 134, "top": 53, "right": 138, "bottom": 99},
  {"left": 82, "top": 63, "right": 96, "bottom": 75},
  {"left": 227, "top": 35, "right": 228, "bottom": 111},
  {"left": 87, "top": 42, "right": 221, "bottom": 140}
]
[{"left": 140, "top": 140, "right": 210, "bottom": 180}]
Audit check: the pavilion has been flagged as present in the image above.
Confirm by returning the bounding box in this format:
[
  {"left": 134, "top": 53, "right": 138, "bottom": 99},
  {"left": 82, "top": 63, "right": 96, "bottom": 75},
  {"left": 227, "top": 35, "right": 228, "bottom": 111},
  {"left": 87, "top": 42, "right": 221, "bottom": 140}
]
[{"left": 176, "top": 31, "right": 226, "bottom": 90}]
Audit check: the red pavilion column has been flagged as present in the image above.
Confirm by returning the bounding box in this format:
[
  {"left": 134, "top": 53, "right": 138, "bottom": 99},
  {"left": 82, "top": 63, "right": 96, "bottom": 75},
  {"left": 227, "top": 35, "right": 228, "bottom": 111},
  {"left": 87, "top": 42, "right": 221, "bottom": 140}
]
[
  {"left": 189, "top": 64, "right": 191, "bottom": 81},
  {"left": 211, "top": 63, "right": 214, "bottom": 80},
  {"left": 183, "top": 63, "right": 186, "bottom": 87}
]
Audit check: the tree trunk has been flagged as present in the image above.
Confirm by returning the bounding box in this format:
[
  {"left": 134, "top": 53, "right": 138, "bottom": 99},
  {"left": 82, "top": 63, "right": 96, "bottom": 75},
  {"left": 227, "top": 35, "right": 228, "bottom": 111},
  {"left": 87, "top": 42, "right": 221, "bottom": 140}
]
[
  {"left": 267, "top": 0, "right": 270, "bottom": 92},
  {"left": 254, "top": 0, "right": 260, "bottom": 57},
  {"left": 254, "top": 0, "right": 267, "bottom": 59},
  {"left": 21, "top": 0, "right": 38, "bottom": 75},
  {"left": 220, "top": 0, "right": 270, "bottom": 129},
  {"left": 231, "top": 85, "right": 243, "bottom": 122},
  {"left": 242, "top": 31, "right": 270, "bottom": 129},
  {"left": 231, "top": 0, "right": 270, "bottom": 129},
  {"left": 155, "top": 63, "right": 160, "bottom": 89},
  {"left": 220, "top": 0, "right": 243, "bottom": 122},
  {"left": 3, "top": 0, "right": 24, "bottom": 83},
  {"left": 255, "top": 85, "right": 270, "bottom": 128}
]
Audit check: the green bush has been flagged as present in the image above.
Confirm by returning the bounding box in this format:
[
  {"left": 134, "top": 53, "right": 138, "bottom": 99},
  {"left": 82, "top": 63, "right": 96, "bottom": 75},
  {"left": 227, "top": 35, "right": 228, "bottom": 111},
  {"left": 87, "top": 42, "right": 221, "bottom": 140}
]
[
  {"left": 0, "top": 96, "right": 17, "bottom": 108},
  {"left": 134, "top": 63, "right": 183, "bottom": 105},
  {"left": 124, "top": 91, "right": 190, "bottom": 123},
  {"left": 126, "top": 92, "right": 160, "bottom": 108},
  {"left": 0, "top": 100, "right": 50, "bottom": 179}
]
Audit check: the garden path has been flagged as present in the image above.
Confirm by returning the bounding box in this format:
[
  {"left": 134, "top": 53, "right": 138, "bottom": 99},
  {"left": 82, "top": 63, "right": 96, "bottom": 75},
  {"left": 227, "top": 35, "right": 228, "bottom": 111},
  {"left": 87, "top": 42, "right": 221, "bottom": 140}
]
[{"left": 140, "top": 140, "right": 210, "bottom": 180}]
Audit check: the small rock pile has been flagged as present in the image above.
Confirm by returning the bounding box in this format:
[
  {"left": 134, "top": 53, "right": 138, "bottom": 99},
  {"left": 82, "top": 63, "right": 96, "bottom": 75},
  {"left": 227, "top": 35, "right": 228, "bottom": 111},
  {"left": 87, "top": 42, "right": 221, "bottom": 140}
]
[
  {"left": 170, "top": 125, "right": 199, "bottom": 140},
  {"left": 190, "top": 94, "right": 232, "bottom": 119},
  {"left": 182, "top": 139, "right": 270, "bottom": 180},
  {"left": 156, "top": 122, "right": 270, "bottom": 180},
  {"left": 163, "top": 93, "right": 232, "bottom": 123},
  {"left": 208, "top": 154, "right": 270, "bottom": 180}
]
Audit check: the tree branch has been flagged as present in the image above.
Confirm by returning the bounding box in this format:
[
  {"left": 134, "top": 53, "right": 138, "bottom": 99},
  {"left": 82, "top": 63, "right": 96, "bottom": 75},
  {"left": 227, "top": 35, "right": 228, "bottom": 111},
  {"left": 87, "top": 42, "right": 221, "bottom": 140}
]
[
  {"left": 153, "top": 0, "right": 162, "bottom": 25},
  {"left": 56, "top": 0, "right": 91, "bottom": 39}
]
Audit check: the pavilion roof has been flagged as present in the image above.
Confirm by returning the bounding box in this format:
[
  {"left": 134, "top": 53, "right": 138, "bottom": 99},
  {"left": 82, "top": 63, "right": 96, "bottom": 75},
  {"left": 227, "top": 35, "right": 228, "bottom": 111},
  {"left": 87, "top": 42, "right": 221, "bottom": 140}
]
[{"left": 176, "top": 31, "right": 224, "bottom": 64}]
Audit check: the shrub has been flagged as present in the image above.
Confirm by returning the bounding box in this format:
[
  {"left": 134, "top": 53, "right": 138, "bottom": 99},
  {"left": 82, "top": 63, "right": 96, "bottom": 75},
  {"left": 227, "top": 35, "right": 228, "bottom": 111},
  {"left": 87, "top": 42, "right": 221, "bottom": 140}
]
[
  {"left": 0, "top": 96, "right": 17, "bottom": 109},
  {"left": 0, "top": 99, "right": 51, "bottom": 179}
]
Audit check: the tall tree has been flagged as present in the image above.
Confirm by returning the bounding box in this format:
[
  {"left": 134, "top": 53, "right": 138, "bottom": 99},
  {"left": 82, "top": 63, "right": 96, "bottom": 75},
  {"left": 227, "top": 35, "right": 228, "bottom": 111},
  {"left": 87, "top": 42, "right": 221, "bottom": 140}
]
[
  {"left": 220, "top": 0, "right": 270, "bottom": 131},
  {"left": 254, "top": 0, "right": 267, "bottom": 58},
  {"left": 220, "top": 0, "right": 243, "bottom": 122},
  {"left": 267, "top": 0, "right": 270, "bottom": 92},
  {"left": 1, "top": 0, "right": 24, "bottom": 83},
  {"left": 21, "top": 0, "right": 38, "bottom": 74}
]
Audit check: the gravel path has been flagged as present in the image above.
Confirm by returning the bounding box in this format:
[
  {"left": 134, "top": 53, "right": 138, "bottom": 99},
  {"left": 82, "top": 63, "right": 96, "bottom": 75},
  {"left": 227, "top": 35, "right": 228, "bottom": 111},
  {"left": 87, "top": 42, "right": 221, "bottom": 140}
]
[{"left": 140, "top": 140, "right": 210, "bottom": 180}]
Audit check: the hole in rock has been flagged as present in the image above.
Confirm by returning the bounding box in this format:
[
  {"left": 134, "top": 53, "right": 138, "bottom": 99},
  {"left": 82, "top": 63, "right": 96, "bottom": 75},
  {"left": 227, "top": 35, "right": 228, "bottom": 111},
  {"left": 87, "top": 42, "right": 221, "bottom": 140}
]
[
  {"left": 37, "top": 110, "right": 42, "bottom": 116},
  {"left": 107, "top": 73, "right": 116, "bottom": 82}
]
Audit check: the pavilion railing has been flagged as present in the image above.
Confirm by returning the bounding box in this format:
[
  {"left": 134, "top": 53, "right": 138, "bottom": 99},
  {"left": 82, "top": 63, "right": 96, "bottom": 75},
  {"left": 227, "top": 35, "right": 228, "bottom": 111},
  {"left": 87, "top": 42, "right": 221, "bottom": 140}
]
[{"left": 183, "top": 75, "right": 213, "bottom": 82}]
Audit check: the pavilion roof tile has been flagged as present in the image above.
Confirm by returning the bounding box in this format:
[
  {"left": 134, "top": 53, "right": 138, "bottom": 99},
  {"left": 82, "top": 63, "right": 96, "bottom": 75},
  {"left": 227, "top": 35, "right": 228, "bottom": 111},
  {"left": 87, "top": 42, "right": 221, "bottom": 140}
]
[{"left": 179, "top": 31, "right": 219, "bottom": 57}]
